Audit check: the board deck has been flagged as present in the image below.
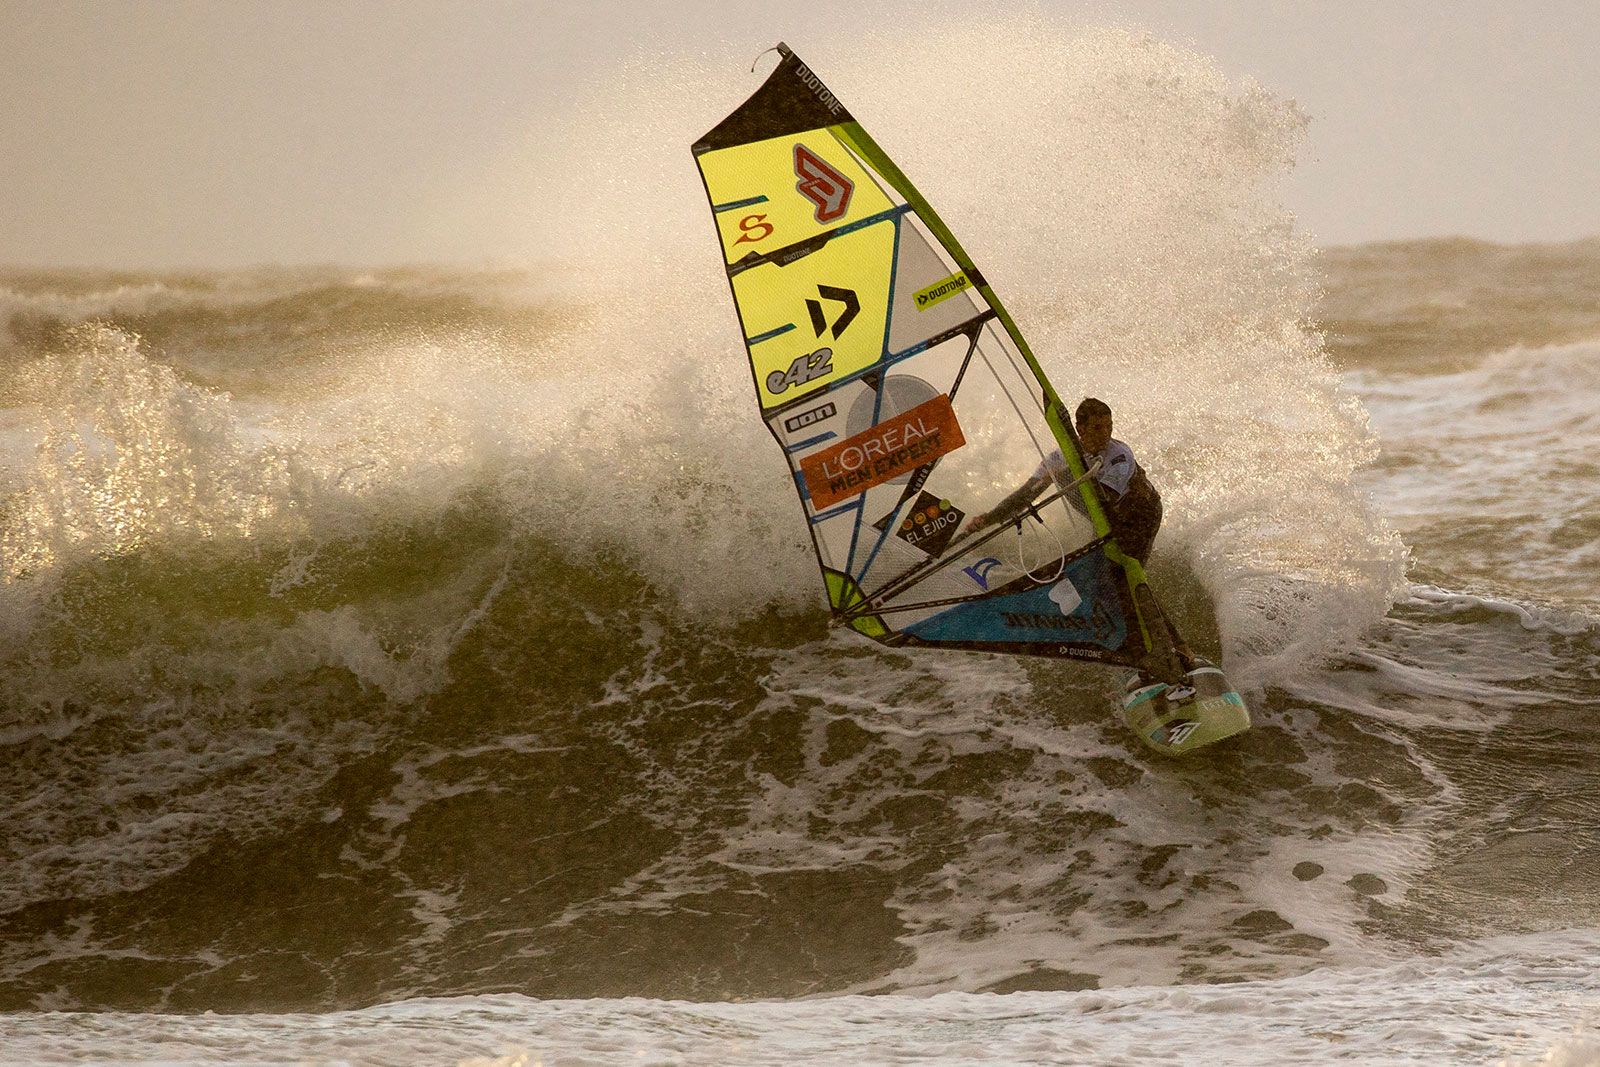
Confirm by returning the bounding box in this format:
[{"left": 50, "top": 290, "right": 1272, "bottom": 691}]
[{"left": 1120, "top": 658, "right": 1251, "bottom": 756}]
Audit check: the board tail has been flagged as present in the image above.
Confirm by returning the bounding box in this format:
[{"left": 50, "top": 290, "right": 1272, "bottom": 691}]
[{"left": 1121, "top": 658, "right": 1251, "bottom": 755}]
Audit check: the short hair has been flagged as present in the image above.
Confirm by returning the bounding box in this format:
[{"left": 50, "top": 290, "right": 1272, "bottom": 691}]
[{"left": 1075, "top": 397, "right": 1112, "bottom": 423}]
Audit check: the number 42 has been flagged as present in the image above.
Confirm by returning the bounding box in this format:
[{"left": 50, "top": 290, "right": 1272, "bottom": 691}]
[{"left": 766, "top": 348, "right": 834, "bottom": 394}]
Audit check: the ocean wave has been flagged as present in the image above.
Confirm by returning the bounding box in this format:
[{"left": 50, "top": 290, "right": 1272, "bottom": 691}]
[
  {"left": 1406, "top": 583, "right": 1600, "bottom": 637},
  {"left": 8, "top": 18, "right": 1582, "bottom": 1015},
  {"left": 1321, "top": 238, "right": 1600, "bottom": 371},
  {"left": 2, "top": 928, "right": 1597, "bottom": 1064}
]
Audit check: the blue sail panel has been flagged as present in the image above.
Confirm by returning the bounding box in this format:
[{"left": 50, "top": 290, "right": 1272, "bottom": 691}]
[{"left": 898, "top": 550, "right": 1139, "bottom": 666}]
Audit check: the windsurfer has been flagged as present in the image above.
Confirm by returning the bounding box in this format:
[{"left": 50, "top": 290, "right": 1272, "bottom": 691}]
[{"left": 965, "top": 399, "right": 1159, "bottom": 552}]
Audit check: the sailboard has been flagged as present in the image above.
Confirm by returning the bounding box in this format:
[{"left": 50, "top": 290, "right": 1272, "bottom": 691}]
[{"left": 691, "top": 43, "right": 1248, "bottom": 756}]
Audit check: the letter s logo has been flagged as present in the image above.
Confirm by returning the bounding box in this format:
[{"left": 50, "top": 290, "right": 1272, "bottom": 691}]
[{"left": 734, "top": 213, "right": 774, "bottom": 244}]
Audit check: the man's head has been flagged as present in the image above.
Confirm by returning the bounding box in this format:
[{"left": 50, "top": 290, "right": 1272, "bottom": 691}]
[{"left": 1074, "top": 397, "right": 1113, "bottom": 454}]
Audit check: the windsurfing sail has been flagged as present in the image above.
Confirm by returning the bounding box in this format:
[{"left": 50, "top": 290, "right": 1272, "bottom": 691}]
[{"left": 692, "top": 43, "right": 1166, "bottom": 670}]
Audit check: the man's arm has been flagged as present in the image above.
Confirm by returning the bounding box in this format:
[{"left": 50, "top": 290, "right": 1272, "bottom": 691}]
[
  {"left": 964, "top": 472, "right": 1053, "bottom": 534},
  {"left": 966, "top": 455, "right": 1106, "bottom": 535}
]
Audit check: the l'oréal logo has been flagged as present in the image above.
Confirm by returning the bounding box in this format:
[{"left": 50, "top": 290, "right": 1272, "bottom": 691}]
[{"left": 799, "top": 394, "right": 965, "bottom": 509}]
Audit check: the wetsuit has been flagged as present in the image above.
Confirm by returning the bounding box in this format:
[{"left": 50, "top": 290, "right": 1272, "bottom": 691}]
[{"left": 1036, "top": 438, "right": 1163, "bottom": 563}]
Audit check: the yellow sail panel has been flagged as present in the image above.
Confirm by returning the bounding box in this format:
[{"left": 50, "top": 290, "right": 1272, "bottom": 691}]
[
  {"left": 730, "top": 221, "right": 893, "bottom": 409},
  {"left": 700, "top": 131, "right": 894, "bottom": 265}
]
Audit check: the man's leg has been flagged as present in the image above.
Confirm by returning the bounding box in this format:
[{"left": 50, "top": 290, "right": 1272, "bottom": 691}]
[
  {"left": 1131, "top": 584, "right": 1189, "bottom": 684},
  {"left": 1122, "top": 502, "right": 1198, "bottom": 675},
  {"left": 1148, "top": 587, "right": 1199, "bottom": 673}
]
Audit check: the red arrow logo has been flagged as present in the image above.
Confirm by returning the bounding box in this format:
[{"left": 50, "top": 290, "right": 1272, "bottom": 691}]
[{"left": 793, "top": 144, "right": 854, "bottom": 223}]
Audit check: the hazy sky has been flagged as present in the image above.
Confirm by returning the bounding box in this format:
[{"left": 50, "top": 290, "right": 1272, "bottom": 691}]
[{"left": 3, "top": 0, "right": 1597, "bottom": 267}]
